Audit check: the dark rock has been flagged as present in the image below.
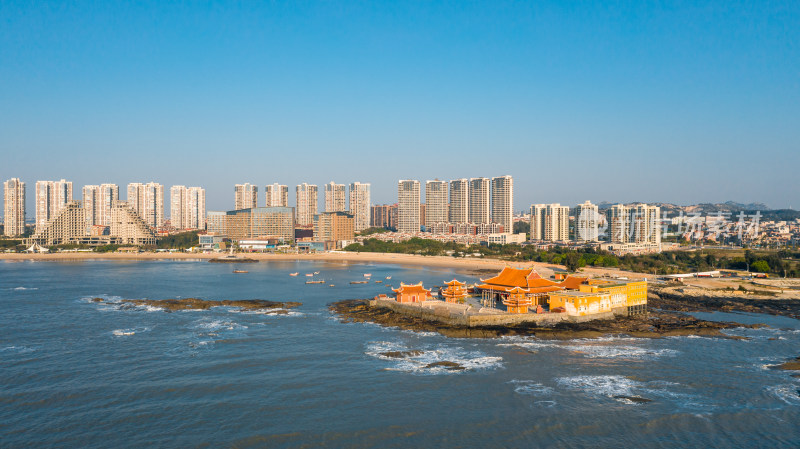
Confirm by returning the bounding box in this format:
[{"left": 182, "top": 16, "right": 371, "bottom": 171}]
[
  {"left": 424, "top": 361, "right": 465, "bottom": 370},
  {"left": 381, "top": 350, "right": 424, "bottom": 358},
  {"left": 774, "top": 357, "right": 800, "bottom": 371},
  {"left": 92, "top": 297, "right": 104, "bottom": 302},
  {"left": 121, "top": 297, "right": 301, "bottom": 311},
  {"left": 614, "top": 395, "right": 652, "bottom": 404}
]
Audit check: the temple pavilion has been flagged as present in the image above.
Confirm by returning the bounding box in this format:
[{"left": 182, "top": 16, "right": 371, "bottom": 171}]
[
  {"left": 477, "top": 266, "right": 588, "bottom": 309},
  {"left": 441, "top": 279, "right": 467, "bottom": 304},
  {"left": 393, "top": 282, "right": 431, "bottom": 303}
]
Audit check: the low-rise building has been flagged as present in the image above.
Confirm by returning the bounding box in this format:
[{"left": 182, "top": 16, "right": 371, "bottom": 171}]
[
  {"left": 393, "top": 282, "right": 431, "bottom": 303},
  {"left": 548, "top": 290, "right": 612, "bottom": 316}
]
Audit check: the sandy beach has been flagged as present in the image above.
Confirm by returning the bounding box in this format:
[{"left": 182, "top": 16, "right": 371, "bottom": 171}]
[{"left": 0, "top": 250, "right": 657, "bottom": 280}]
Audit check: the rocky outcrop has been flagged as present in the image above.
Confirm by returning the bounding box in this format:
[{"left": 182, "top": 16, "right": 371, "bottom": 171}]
[
  {"left": 424, "top": 361, "right": 465, "bottom": 371},
  {"left": 118, "top": 297, "right": 301, "bottom": 311},
  {"left": 329, "top": 299, "right": 752, "bottom": 339},
  {"left": 381, "top": 350, "right": 424, "bottom": 358},
  {"left": 774, "top": 356, "right": 800, "bottom": 371},
  {"left": 650, "top": 286, "right": 800, "bottom": 320}
]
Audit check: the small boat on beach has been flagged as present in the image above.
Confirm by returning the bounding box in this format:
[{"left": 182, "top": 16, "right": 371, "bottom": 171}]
[
  {"left": 350, "top": 281, "right": 368, "bottom": 285},
  {"left": 385, "top": 276, "right": 392, "bottom": 280},
  {"left": 314, "top": 271, "right": 320, "bottom": 275},
  {"left": 375, "top": 280, "right": 383, "bottom": 283},
  {"left": 306, "top": 280, "right": 325, "bottom": 284},
  {"left": 305, "top": 273, "right": 314, "bottom": 277},
  {"left": 233, "top": 270, "right": 248, "bottom": 274},
  {"left": 363, "top": 273, "right": 372, "bottom": 278},
  {"left": 289, "top": 272, "right": 299, "bottom": 276}
]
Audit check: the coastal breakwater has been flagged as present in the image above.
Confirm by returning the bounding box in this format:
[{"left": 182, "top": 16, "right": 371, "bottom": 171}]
[
  {"left": 369, "top": 298, "right": 614, "bottom": 327},
  {"left": 332, "top": 299, "right": 748, "bottom": 339}
]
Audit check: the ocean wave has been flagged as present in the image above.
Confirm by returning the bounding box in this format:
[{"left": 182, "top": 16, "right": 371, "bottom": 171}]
[
  {"left": 111, "top": 327, "right": 150, "bottom": 337},
  {"left": 193, "top": 319, "right": 247, "bottom": 332},
  {"left": 365, "top": 341, "right": 503, "bottom": 375},
  {"left": 11, "top": 286, "right": 38, "bottom": 291},
  {"left": 765, "top": 384, "right": 800, "bottom": 406},
  {"left": 562, "top": 344, "right": 679, "bottom": 360},
  {"left": 1, "top": 345, "right": 37, "bottom": 354},
  {"left": 556, "top": 375, "right": 640, "bottom": 398},
  {"left": 508, "top": 380, "right": 554, "bottom": 397}
]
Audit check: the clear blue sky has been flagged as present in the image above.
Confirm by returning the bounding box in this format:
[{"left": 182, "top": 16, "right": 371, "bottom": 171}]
[{"left": 2, "top": 0, "right": 798, "bottom": 213}]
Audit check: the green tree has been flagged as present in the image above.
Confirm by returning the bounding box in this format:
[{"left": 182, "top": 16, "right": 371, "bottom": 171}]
[
  {"left": 564, "top": 252, "right": 580, "bottom": 272},
  {"left": 751, "top": 260, "right": 770, "bottom": 273}
]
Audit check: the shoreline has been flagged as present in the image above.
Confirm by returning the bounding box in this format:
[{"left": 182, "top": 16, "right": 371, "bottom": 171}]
[{"left": 0, "top": 251, "right": 652, "bottom": 279}]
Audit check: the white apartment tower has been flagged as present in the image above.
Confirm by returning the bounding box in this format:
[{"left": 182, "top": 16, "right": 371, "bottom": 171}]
[
  {"left": 234, "top": 183, "right": 258, "bottom": 210},
  {"left": 607, "top": 203, "right": 661, "bottom": 245},
  {"left": 3, "top": 178, "right": 26, "bottom": 236},
  {"left": 83, "top": 183, "right": 119, "bottom": 227},
  {"left": 128, "top": 182, "right": 164, "bottom": 229},
  {"left": 530, "top": 203, "right": 569, "bottom": 242},
  {"left": 491, "top": 175, "right": 513, "bottom": 233},
  {"left": 397, "top": 180, "right": 421, "bottom": 233},
  {"left": 170, "top": 186, "right": 206, "bottom": 230},
  {"left": 608, "top": 204, "right": 630, "bottom": 243},
  {"left": 265, "top": 183, "right": 289, "bottom": 207},
  {"left": 349, "top": 182, "right": 371, "bottom": 232},
  {"left": 296, "top": 183, "right": 319, "bottom": 226},
  {"left": 575, "top": 200, "right": 600, "bottom": 242},
  {"left": 425, "top": 180, "right": 448, "bottom": 228},
  {"left": 324, "top": 182, "right": 346, "bottom": 212},
  {"left": 530, "top": 204, "right": 545, "bottom": 240},
  {"left": 449, "top": 179, "right": 469, "bottom": 224},
  {"left": 468, "top": 177, "right": 490, "bottom": 224},
  {"left": 35, "top": 179, "right": 73, "bottom": 233}
]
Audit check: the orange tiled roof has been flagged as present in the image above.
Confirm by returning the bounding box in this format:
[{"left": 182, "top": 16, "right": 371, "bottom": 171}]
[
  {"left": 444, "top": 279, "right": 466, "bottom": 286},
  {"left": 557, "top": 276, "right": 588, "bottom": 290},
  {"left": 481, "top": 267, "right": 551, "bottom": 289},
  {"left": 393, "top": 283, "right": 430, "bottom": 295}
]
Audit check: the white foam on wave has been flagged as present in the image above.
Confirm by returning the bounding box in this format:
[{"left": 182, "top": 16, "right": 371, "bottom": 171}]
[
  {"left": 508, "top": 380, "right": 554, "bottom": 397},
  {"left": 765, "top": 385, "right": 800, "bottom": 406},
  {"left": 365, "top": 340, "right": 503, "bottom": 375},
  {"left": 562, "top": 344, "right": 679, "bottom": 360},
  {"left": 12, "top": 286, "right": 38, "bottom": 291},
  {"left": 1, "top": 345, "right": 36, "bottom": 354},
  {"left": 556, "top": 375, "right": 639, "bottom": 398},
  {"left": 194, "top": 319, "right": 248, "bottom": 332},
  {"left": 241, "top": 308, "right": 304, "bottom": 317},
  {"left": 496, "top": 336, "right": 558, "bottom": 352},
  {"left": 111, "top": 326, "right": 150, "bottom": 337}
]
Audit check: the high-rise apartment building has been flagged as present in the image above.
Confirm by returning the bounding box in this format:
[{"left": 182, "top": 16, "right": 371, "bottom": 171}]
[
  {"left": 83, "top": 184, "right": 119, "bottom": 227},
  {"left": 234, "top": 183, "right": 258, "bottom": 210},
  {"left": 371, "top": 204, "right": 398, "bottom": 230},
  {"left": 349, "top": 182, "right": 371, "bottom": 232},
  {"left": 170, "top": 186, "right": 206, "bottom": 230},
  {"left": 128, "top": 182, "right": 164, "bottom": 229},
  {"left": 530, "top": 203, "right": 569, "bottom": 242},
  {"left": 296, "top": 183, "right": 318, "bottom": 226},
  {"left": 324, "top": 182, "right": 346, "bottom": 213},
  {"left": 424, "top": 180, "right": 448, "bottom": 229},
  {"left": 606, "top": 203, "right": 661, "bottom": 246},
  {"left": 314, "top": 211, "right": 355, "bottom": 248},
  {"left": 264, "top": 183, "right": 289, "bottom": 207},
  {"left": 35, "top": 179, "right": 73, "bottom": 233},
  {"left": 449, "top": 179, "right": 469, "bottom": 224},
  {"left": 468, "top": 177, "right": 490, "bottom": 225},
  {"left": 576, "top": 200, "right": 600, "bottom": 242},
  {"left": 3, "top": 178, "right": 26, "bottom": 236},
  {"left": 491, "top": 175, "right": 513, "bottom": 233},
  {"left": 397, "top": 180, "right": 420, "bottom": 233}
]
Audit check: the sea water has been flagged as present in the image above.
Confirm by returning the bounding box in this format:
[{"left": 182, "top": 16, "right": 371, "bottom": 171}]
[{"left": 1, "top": 259, "right": 799, "bottom": 448}]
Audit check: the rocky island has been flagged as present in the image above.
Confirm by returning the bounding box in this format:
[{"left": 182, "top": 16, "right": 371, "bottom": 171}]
[
  {"left": 92, "top": 297, "right": 301, "bottom": 312},
  {"left": 330, "top": 299, "right": 754, "bottom": 339}
]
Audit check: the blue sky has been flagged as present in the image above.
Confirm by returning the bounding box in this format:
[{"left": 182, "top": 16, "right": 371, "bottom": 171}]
[{"left": 1, "top": 0, "right": 798, "bottom": 213}]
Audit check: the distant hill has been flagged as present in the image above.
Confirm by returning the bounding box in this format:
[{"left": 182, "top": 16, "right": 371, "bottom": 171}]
[{"left": 595, "top": 202, "right": 798, "bottom": 221}]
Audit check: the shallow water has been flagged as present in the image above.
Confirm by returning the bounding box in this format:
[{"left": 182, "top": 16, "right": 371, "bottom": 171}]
[{"left": 1, "top": 260, "right": 799, "bottom": 448}]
